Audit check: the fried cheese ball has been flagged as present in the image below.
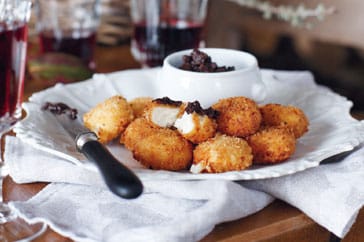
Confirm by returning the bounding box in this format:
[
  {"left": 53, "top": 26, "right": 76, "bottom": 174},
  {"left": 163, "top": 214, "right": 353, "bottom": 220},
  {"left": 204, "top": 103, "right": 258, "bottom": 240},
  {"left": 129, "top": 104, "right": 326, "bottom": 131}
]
[
  {"left": 212, "top": 97, "right": 262, "bottom": 137},
  {"left": 128, "top": 97, "right": 153, "bottom": 119},
  {"left": 144, "top": 97, "right": 184, "bottom": 128},
  {"left": 191, "top": 134, "right": 253, "bottom": 173},
  {"left": 83, "top": 95, "right": 134, "bottom": 143},
  {"left": 175, "top": 112, "right": 217, "bottom": 144},
  {"left": 122, "top": 118, "right": 193, "bottom": 171},
  {"left": 247, "top": 126, "right": 296, "bottom": 164},
  {"left": 121, "top": 118, "right": 153, "bottom": 150},
  {"left": 174, "top": 101, "right": 218, "bottom": 144},
  {"left": 260, "top": 103, "right": 309, "bottom": 138}
]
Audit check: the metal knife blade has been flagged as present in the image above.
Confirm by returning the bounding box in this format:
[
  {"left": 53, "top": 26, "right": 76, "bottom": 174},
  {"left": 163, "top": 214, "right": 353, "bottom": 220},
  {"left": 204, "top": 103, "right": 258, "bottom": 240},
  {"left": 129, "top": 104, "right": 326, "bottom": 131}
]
[
  {"left": 52, "top": 111, "right": 143, "bottom": 199},
  {"left": 320, "top": 146, "right": 359, "bottom": 165}
]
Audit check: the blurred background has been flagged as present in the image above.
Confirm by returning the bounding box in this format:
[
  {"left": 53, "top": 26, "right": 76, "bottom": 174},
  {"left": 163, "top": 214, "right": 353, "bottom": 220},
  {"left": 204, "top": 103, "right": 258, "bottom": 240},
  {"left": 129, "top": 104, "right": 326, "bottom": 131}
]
[{"left": 27, "top": 0, "right": 364, "bottom": 112}]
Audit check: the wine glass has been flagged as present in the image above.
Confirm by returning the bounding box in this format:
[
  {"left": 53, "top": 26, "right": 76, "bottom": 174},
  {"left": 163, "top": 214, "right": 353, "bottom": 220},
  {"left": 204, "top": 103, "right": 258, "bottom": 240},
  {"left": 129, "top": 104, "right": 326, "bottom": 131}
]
[
  {"left": 0, "top": 0, "right": 47, "bottom": 240},
  {"left": 35, "top": 0, "right": 101, "bottom": 70},
  {"left": 129, "top": 0, "right": 209, "bottom": 68}
]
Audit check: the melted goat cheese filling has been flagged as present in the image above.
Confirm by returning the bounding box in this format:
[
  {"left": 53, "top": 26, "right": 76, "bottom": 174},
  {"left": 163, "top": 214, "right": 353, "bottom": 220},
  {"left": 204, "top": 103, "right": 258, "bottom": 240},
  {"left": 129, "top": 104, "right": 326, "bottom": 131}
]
[
  {"left": 151, "top": 106, "right": 180, "bottom": 128},
  {"left": 174, "top": 112, "right": 195, "bottom": 134}
]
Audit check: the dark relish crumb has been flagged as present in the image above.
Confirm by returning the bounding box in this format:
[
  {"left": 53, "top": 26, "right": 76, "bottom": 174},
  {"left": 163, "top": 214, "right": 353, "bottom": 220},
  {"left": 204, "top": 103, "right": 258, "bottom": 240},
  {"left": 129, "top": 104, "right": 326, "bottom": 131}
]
[
  {"left": 153, "top": 97, "right": 183, "bottom": 106},
  {"left": 42, "top": 102, "right": 78, "bottom": 120},
  {"left": 185, "top": 101, "right": 219, "bottom": 119},
  {"left": 179, "top": 49, "right": 235, "bottom": 73}
]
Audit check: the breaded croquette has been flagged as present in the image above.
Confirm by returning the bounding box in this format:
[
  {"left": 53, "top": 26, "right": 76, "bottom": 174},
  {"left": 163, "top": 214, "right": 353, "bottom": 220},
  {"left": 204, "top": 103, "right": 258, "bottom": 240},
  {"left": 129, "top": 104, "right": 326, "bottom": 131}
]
[
  {"left": 191, "top": 134, "right": 253, "bottom": 173},
  {"left": 121, "top": 117, "right": 153, "bottom": 150},
  {"left": 83, "top": 94, "right": 310, "bottom": 173},
  {"left": 128, "top": 97, "right": 153, "bottom": 119},
  {"left": 122, "top": 118, "right": 193, "bottom": 171},
  {"left": 83, "top": 95, "right": 134, "bottom": 143},
  {"left": 212, "top": 97, "right": 262, "bottom": 137},
  {"left": 144, "top": 97, "right": 184, "bottom": 128},
  {"left": 247, "top": 126, "right": 296, "bottom": 164},
  {"left": 174, "top": 101, "right": 218, "bottom": 144},
  {"left": 260, "top": 103, "right": 309, "bottom": 138}
]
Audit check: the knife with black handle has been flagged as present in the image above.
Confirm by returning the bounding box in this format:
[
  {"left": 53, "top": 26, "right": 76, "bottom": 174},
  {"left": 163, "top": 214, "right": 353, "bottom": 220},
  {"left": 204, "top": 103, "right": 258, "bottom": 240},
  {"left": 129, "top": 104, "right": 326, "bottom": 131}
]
[{"left": 44, "top": 102, "right": 143, "bottom": 199}]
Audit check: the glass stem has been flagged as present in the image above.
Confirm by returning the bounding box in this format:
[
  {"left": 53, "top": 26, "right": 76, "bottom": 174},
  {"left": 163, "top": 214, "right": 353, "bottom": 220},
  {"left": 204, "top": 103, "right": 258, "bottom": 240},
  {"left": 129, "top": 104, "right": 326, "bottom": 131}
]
[
  {"left": 0, "top": 133, "right": 4, "bottom": 203},
  {"left": 0, "top": 132, "right": 16, "bottom": 223}
]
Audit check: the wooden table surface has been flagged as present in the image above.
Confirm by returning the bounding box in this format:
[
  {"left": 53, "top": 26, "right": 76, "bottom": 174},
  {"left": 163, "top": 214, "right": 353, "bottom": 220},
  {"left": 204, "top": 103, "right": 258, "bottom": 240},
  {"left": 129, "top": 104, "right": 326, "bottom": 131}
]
[{"left": 2, "top": 44, "right": 364, "bottom": 242}]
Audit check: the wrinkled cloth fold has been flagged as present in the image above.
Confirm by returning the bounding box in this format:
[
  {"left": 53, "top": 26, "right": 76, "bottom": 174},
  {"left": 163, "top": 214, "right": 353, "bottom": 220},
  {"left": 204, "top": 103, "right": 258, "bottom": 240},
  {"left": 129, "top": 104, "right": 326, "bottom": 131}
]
[
  {"left": 5, "top": 136, "right": 273, "bottom": 242},
  {"left": 4, "top": 65, "right": 364, "bottom": 242},
  {"left": 244, "top": 145, "right": 364, "bottom": 238},
  {"left": 5, "top": 136, "right": 364, "bottom": 241}
]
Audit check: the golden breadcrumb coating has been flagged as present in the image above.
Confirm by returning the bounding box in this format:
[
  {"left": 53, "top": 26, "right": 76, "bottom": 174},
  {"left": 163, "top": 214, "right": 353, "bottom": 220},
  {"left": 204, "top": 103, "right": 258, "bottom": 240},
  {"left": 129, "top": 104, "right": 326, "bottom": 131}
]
[
  {"left": 247, "top": 126, "right": 296, "bottom": 164},
  {"left": 122, "top": 118, "right": 193, "bottom": 171},
  {"left": 260, "top": 103, "right": 309, "bottom": 138},
  {"left": 128, "top": 97, "right": 153, "bottom": 119},
  {"left": 192, "top": 134, "right": 253, "bottom": 173},
  {"left": 121, "top": 118, "right": 154, "bottom": 150},
  {"left": 83, "top": 95, "right": 134, "bottom": 143},
  {"left": 212, "top": 97, "right": 262, "bottom": 137},
  {"left": 175, "top": 112, "right": 217, "bottom": 144}
]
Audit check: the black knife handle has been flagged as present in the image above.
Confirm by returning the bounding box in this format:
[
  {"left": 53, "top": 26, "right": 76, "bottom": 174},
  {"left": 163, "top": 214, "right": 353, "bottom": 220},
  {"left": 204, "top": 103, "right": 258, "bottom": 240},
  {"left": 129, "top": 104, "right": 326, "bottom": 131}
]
[{"left": 81, "top": 140, "right": 143, "bottom": 199}]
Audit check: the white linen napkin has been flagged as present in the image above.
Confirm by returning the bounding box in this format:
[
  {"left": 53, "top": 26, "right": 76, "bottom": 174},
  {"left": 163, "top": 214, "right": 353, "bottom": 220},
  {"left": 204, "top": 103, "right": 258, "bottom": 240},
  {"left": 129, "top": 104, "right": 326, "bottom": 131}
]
[
  {"left": 244, "top": 145, "right": 364, "bottom": 238},
  {"left": 5, "top": 136, "right": 364, "bottom": 241},
  {"left": 5, "top": 136, "right": 273, "bottom": 242},
  {"left": 5, "top": 68, "right": 364, "bottom": 241}
]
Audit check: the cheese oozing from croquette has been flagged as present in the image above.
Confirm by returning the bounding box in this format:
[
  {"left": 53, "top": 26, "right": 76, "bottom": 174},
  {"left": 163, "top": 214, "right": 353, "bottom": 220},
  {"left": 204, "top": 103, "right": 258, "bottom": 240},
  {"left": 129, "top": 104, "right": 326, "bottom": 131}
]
[
  {"left": 190, "top": 162, "right": 207, "bottom": 174},
  {"left": 174, "top": 112, "right": 197, "bottom": 134},
  {"left": 174, "top": 108, "right": 218, "bottom": 144},
  {"left": 151, "top": 106, "right": 180, "bottom": 128}
]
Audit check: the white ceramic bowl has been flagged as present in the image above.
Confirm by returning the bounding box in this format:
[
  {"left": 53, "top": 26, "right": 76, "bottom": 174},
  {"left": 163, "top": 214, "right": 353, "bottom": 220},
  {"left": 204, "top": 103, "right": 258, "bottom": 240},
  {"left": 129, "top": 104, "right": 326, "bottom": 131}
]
[{"left": 157, "top": 48, "right": 267, "bottom": 107}]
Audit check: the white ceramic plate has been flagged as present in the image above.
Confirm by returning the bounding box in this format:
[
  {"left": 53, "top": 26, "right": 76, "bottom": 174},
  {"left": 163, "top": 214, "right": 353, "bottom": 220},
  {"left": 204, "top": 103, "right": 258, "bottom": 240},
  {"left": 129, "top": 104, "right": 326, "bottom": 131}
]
[{"left": 14, "top": 68, "right": 364, "bottom": 180}]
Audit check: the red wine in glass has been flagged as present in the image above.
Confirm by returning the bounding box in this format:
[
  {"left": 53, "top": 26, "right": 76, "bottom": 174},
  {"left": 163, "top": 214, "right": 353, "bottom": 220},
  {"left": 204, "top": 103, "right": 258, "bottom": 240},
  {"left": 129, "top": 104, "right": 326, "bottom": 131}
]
[
  {"left": 133, "top": 21, "right": 204, "bottom": 67},
  {"left": 39, "top": 30, "right": 96, "bottom": 69},
  {"left": 0, "top": 23, "right": 28, "bottom": 123}
]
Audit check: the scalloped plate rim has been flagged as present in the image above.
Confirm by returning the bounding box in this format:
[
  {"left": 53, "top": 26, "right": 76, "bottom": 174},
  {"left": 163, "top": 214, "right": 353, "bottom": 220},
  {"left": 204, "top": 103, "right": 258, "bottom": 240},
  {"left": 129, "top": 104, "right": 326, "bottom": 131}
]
[{"left": 13, "top": 68, "right": 364, "bottom": 181}]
